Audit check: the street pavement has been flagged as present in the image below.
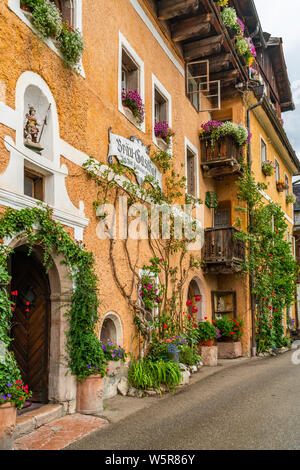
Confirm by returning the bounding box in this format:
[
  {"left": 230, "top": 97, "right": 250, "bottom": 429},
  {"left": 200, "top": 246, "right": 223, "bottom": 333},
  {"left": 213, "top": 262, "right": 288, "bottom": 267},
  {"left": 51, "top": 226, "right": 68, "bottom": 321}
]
[{"left": 65, "top": 351, "right": 300, "bottom": 450}]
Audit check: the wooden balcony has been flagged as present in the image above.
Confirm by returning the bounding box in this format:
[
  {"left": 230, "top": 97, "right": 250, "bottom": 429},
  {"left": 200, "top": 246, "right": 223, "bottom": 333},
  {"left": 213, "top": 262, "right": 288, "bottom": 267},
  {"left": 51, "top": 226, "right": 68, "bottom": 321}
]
[
  {"left": 200, "top": 135, "right": 244, "bottom": 178},
  {"left": 203, "top": 227, "right": 246, "bottom": 274}
]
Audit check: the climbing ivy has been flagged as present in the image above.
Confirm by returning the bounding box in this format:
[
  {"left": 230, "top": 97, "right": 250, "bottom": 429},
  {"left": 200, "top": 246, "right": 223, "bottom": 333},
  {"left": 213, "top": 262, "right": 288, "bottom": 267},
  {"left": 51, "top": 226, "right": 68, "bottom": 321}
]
[
  {"left": 0, "top": 205, "right": 105, "bottom": 382},
  {"left": 235, "top": 166, "right": 298, "bottom": 351}
]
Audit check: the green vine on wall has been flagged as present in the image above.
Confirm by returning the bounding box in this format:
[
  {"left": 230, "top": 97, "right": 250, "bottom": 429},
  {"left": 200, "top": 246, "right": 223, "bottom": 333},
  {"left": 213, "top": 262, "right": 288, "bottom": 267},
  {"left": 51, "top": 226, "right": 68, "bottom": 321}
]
[
  {"left": 235, "top": 166, "right": 298, "bottom": 351},
  {"left": 0, "top": 205, "right": 105, "bottom": 382}
]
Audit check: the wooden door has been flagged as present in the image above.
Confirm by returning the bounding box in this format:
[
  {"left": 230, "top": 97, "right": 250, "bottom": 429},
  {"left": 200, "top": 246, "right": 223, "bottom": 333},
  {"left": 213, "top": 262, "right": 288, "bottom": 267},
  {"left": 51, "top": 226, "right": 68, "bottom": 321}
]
[{"left": 10, "top": 251, "right": 50, "bottom": 403}]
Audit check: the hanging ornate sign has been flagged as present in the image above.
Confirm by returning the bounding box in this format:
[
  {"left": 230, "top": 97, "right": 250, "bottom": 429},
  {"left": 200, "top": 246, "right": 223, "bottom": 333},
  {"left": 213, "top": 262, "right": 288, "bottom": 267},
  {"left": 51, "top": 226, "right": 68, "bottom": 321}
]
[
  {"left": 108, "top": 128, "right": 162, "bottom": 189},
  {"left": 205, "top": 191, "right": 218, "bottom": 209}
]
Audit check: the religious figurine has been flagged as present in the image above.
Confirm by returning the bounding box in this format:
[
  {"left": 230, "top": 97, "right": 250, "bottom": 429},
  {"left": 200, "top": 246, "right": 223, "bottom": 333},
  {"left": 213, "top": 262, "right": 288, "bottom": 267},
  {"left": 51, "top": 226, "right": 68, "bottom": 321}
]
[
  {"left": 23, "top": 106, "right": 45, "bottom": 154},
  {"left": 217, "top": 296, "right": 225, "bottom": 312},
  {"left": 24, "top": 106, "right": 40, "bottom": 143}
]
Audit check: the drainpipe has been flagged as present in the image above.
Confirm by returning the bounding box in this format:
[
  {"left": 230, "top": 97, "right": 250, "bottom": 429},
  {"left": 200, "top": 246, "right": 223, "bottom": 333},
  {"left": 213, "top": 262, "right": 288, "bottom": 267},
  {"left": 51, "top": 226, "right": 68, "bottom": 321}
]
[{"left": 247, "top": 96, "right": 264, "bottom": 357}]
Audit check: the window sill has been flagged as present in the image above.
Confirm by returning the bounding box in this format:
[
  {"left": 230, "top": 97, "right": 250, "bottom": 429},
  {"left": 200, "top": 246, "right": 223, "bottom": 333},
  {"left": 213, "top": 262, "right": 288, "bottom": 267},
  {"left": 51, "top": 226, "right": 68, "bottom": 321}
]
[
  {"left": 8, "top": 0, "right": 85, "bottom": 78},
  {"left": 120, "top": 104, "right": 145, "bottom": 133}
]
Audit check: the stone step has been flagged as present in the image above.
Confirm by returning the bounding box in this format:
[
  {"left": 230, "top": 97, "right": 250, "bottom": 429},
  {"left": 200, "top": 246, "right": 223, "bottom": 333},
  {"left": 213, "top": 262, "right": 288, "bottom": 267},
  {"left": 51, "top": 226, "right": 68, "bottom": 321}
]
[{"left": 14, "top": 404, "right": 63, "bottom": 439}]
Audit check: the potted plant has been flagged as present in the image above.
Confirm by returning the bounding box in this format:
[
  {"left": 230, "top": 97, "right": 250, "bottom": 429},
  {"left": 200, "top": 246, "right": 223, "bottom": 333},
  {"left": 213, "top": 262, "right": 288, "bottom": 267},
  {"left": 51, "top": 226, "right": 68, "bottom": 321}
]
[
  {"left": 121, "top": 88, "right": 145, "bottom": 125},
  {"left": 235, "top": 36, "right": 256, "bottom": 67},
  {"left": 154, "top": 121, "right": 174, "bottom": 150},
  {"left": 286, "top": 193, "right": 296, "bottom": 205},
  {"left": 262, "top": 160, "right": 275, "bottom": 177},
  {"left": 196, "top": 321, "right": 218, "bottom": 348},
  {"left": 276, "top": 180, "right": 288, "bottom": 193},
  {"left": 76, "top": 340, "right": 108, "bottom": 416},
  {"left": 0, "top": 352, "right": 32, "bottom": 450},
  {"left": 213, "top": 317, "right": 244, "bottom": 359},
  {"left": 220, "top": 7, "right": 243, "bottom": 38}
]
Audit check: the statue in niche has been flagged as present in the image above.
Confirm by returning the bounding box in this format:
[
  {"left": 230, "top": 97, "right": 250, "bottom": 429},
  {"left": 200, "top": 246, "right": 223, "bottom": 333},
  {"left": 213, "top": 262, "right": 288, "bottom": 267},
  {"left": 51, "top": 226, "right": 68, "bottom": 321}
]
[
  {"left": 24, "top": 105, "right": 44, "bottom": 154},
  {"left": 24, "top": 106, "right": 40, "bottom": 143},
  {"left": 217, "top": 296, "right": 225, "bottom": 312}
]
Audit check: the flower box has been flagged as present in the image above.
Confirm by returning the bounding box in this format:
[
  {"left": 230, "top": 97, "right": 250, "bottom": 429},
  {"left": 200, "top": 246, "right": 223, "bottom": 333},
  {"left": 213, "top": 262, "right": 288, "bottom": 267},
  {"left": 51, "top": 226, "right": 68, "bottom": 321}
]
[
  {"left": 217, "top": 341, "right": 242, "bottom": 359},
  {"left": 76, "top": 375, "right": 104, "bottom": 415},
  {"left": 122, "top": 103, "right": 141, "bottom": 128},
  {"left": 276, "top": 181, "right": 288, "bottom": 193},
  {"left": 156, "top": 136, "right": 170, "bottom": 151},
  {"left": 0, "top": 403, "right": 16, "bottom": 450}
]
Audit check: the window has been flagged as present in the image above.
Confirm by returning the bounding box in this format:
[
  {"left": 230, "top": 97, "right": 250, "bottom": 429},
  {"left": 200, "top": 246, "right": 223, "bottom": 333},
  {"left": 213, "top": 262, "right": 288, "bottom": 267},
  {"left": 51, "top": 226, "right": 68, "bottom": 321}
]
[
  {"left": 261, "top": 138, "right": 267, "bottom": 164},
  {"left": 152, "top": 75, "right": 172, "bottom": 148},
  {"left": 185, "top": 139, "right": 199, "bottom": 200},
  {"left": 121, "top": 48, "right": 139, "bottom": 92},
  {"left": 154, "top": 88, "right": 167, "bottom": 123},
  {"left": 24, "top": 169, "right": 44, "bottom": 201},
  {"left": 118, "top": 33, "right": 145, "bottom": 132},
  {"left": 275, "top": 159, "right": 280, "bottom": 182},
  {"left": 49, "top": 0, "right": 74, "bottom": 25},
  {"left": 186, "top": 149, "right": 196, "bottom": 197},
  {"left": 214, "top": 201, "right": 231, "bottom": 228},
  {"left": 186, "top": 60, "right": 220, "bottom": 112},
  {"left": 285, "top": 174, "right": 289, "bottom": 196}
]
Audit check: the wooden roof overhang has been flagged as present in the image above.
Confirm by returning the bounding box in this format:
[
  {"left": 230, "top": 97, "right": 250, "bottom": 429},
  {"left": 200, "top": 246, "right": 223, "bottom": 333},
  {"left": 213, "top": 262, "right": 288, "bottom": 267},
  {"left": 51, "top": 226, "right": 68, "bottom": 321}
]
[
  {"left": 152, "top": 0, "right": 249, "bottom": 92},
  {"left": 267, "top": 37, "right": 295, "bottom": 113}
]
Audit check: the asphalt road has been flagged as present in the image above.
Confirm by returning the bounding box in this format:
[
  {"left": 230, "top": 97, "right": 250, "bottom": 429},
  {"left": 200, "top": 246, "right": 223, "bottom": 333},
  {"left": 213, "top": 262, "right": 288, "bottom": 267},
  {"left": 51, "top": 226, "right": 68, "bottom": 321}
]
[{"left": 66, "top": 351, "right": 300, "bottom": 450}]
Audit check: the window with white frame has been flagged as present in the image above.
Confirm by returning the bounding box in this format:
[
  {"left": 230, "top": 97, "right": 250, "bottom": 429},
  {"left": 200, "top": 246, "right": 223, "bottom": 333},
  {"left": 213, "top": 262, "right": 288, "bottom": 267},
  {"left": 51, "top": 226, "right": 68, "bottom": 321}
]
[
  {"left": 185, "top": 139, "right": 199, "bottom": 200},
  {"left": 152, "top": 75, "right": 172, "bottom": 148},
  {"left": 285, "top": 174, "right": 289, "bottom": 196},
  {"left": 261, "top": 138, "right": 267, "bottom": 165},
  {"left": 138, "top": 269, "right": 160, "bottom": 319},
  {"left": 49, "top": 0, "right": 74, "bottom": 25},
  {"left": 121, "top": 48, "right": 139, "bottom": 92},
  {"left": 275, "top": 159, "right": 280, "bottom": 182},
  {"left": 118, "top": 33, "right": 145, "bottom": 131}
]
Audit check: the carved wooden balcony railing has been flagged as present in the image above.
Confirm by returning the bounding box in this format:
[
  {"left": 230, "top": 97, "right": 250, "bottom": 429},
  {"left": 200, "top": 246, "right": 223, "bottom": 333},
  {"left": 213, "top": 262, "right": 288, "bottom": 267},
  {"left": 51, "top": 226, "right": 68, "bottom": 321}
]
[
  {"left": 200, "top": 135, "right": 244, "bottom": 178},
  {"left": 203, "top": 227, "right": 246, "bottom": 274}
]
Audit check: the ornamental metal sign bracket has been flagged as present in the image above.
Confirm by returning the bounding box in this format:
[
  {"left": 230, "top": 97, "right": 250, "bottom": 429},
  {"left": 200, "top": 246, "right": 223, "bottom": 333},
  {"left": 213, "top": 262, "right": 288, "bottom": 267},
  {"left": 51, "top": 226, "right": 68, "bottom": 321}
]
[{"left": 108, "top": 128, "right": 162, "bottom": 190}]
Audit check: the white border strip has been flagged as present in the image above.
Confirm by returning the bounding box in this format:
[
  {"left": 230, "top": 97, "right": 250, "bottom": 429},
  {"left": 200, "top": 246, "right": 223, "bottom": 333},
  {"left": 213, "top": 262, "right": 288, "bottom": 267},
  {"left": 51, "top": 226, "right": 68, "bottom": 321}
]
[
  {"left": 259, "top": 189, "right": 294, "bottom": 225},
  {"left": 129, "top": 0, "right": 184, "bottom": 77}
]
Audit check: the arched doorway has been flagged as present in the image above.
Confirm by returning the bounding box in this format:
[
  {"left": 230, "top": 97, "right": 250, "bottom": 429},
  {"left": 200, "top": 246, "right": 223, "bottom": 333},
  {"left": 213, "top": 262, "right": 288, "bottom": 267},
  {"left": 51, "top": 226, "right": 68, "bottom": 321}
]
[
  {"left": 187, "top": 278, "right": 202, "bottom": 322},
  {"left": 10, "top": 247, "right": 51, "bottom": 404}
]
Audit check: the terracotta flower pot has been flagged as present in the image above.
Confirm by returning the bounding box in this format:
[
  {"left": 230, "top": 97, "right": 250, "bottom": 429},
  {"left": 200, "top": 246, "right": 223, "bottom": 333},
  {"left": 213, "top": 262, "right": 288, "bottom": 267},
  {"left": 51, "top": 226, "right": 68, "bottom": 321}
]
[
  {"left": 76, "top": 375, "right": 104, "bottom": 415},
  {"left": 198, "top": 339, "right": 214, "bottom": 349},
  {"left": 0, "top": 403, "right": 16, "bottom": 450}
]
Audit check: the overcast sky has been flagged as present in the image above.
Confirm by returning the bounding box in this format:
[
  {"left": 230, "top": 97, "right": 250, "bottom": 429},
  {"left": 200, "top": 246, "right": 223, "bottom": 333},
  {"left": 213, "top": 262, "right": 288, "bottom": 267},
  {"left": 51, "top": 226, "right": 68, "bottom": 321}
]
[{"left": 254, "top": 0, "right": 300, "bottom": 161}]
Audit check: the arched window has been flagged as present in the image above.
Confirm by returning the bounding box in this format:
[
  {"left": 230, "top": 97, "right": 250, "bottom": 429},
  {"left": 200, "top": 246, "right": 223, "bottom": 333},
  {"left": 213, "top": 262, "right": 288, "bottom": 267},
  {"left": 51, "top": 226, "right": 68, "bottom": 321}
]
[{"left": 50, "top": 0, "right": 74, "bottom": 26}]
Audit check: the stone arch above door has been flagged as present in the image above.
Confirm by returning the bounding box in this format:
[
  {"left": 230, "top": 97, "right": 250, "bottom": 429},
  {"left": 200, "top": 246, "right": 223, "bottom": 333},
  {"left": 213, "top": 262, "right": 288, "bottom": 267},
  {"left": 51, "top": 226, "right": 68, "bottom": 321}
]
[{"left": 7, "top": 234, "right": 77, "bottom": 413}]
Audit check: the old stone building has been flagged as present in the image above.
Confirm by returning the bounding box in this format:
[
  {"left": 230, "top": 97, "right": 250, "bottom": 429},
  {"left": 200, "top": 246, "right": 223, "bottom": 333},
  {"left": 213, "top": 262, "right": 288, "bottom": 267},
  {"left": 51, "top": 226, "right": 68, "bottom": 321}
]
[{"left": 0, "top": 0, "right": 298, "bottom": 413}]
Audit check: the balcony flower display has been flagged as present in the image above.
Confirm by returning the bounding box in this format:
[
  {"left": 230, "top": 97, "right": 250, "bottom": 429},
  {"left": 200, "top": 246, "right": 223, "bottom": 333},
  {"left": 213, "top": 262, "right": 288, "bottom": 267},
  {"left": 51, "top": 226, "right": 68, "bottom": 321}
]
[
  {"left": 261, "top": 160, "right": 275, "bottom": 177},
  {"left": 235, "top": 36, "right": 256, "bottom": 66},
  {"left": 220, "top": 7, "right": 244, "bottom": 36},
  {"left": 200, "top": 120, "right": 250, "bottom": 148},
  {"left": 122, "top": 89, "right": 145, "bottom": 124},
  {"left": 154, "top": 121, "right": 174, "bottom": 145}
]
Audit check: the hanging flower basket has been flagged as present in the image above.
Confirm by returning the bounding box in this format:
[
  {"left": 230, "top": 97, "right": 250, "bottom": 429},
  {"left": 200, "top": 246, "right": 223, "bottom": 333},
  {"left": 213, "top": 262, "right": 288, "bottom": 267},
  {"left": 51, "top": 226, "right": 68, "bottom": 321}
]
[
  {"left": 286, "top": 193, "right": 297, "bottom": 205},
  {"left": 276, "top": 181, "right": 288, "bottom": 193},
  {"left": 261, "top": 161, "right": 275, "bottom": 177}
]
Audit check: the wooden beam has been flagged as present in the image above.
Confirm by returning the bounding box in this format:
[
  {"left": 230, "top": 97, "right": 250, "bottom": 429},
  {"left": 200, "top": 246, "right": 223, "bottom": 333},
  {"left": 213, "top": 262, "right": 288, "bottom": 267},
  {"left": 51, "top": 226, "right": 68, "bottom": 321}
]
[
  {"left": 158, "top": 0, "right": 199, "bottom": 21},
  {"left": 183, "top": 35, "right": 224, "bottom": 61},
  {"left": 208, "top": 53, "right": 231, "bottom": 73},
  {"left": 210, "top": 69, "right": 239, "bottom": 82},
  {"left": 171, "top": 14, "right": 213, "bottom": 42}
]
